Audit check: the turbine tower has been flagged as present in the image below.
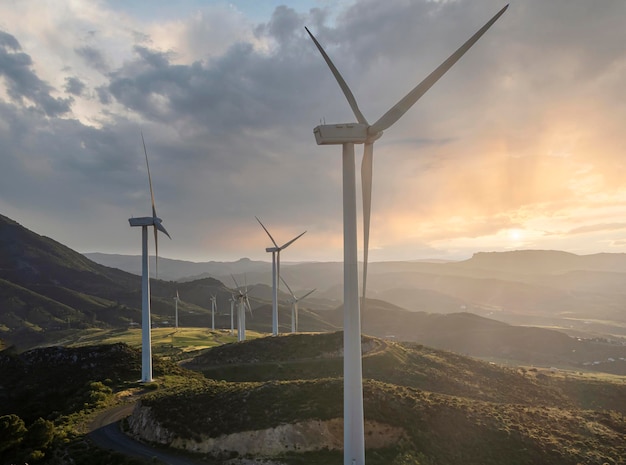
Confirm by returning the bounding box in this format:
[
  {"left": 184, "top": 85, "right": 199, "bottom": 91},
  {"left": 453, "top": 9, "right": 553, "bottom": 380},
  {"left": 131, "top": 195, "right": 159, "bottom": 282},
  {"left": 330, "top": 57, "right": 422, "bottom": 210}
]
[
  {"left": 229, "top": 294, "right": 235, "bottom": 335},
  {"left": 306, "top": 6, "right": 508, "bottom": 464},
  {"left": 210, "top": 294, "right": 217, "bottom": 330},
  {"left": 128, "top": 133, "right": 171, "bottom": 383},
  {"left": 173, "top": 290, "right": 180, "bottom": 329},
  {"left": 255, "top": 217, "right": 305, "bottom": 336},
  {"left": 232, "top": 276, "right": 252, "bottom": 341},
  {"left": 280, "top": 276, "right": 315, "bottom": 333}
]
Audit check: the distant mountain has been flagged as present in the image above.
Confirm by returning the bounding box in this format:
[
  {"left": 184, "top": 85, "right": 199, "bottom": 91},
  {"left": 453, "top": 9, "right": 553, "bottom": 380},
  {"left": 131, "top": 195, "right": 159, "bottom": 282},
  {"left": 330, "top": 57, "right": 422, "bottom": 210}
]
[
  {"left": 0, "top": 215, "right": 236, "bottom": 348},
  {"left": 460, "top": 249, "right": 626, "bottom": 274},
  {"left": 318, "top": 299, "right": 626, "bottom": 372},
  {"left": 88, "top": 249, "right": 626, "bottom": 340},
  {"left": 4, "top": 213, "right": 626, "bottom": 372},
  {"left": 84, "top": 252, "right": 270, "bottom": 282}
]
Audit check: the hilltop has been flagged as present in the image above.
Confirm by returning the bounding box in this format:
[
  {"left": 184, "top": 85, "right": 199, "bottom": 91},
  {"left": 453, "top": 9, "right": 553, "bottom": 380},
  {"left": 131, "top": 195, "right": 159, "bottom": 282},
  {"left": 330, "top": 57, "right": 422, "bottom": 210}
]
[
  {"left": 1, "top": 332, "right": 625, "bottom": 464},
  {"left": 132, "top": 332, "right": 626, "bottom": 464}
]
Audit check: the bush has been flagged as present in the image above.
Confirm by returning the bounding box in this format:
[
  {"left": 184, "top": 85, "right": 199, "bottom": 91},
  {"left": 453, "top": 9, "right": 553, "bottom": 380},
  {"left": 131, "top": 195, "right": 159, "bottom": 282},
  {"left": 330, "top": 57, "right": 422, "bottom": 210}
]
[{"left": 0, "top": 414, "right": 27, "bottom": 453}]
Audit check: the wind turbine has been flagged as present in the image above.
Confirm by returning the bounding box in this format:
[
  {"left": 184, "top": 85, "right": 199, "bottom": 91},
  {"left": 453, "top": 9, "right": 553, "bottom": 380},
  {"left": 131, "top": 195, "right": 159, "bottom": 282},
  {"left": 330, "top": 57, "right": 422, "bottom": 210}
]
[
  {"left": 210, "top": 294, "right": 217, "bottom": 330},
  {"left": 231, "top": 276, "right": 252, "bottom": 341},
  {"left": 280, "top": 276, "right": 315, "bottom": 333},
  {"left": 128, "top": 133, "right": 171, "bottom": 383},
  {"left": 173, "top": 290, "right": 180, "bottom": 329},
  {"left": 306, "top": 5, "right": 508, "bottom": 464},
  {"left": 255, "top": 217, "right": 306, "bottom": 336},
  {"left": 229, "top": 294, "right": 235, "bottom": 335}
]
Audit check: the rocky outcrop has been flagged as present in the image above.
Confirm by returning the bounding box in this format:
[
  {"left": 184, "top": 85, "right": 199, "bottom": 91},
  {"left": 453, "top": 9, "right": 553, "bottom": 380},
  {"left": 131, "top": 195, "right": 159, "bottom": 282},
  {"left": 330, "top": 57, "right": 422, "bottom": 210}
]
[{"left": 127, "top": 403, "right": 405, "bottom": 457}]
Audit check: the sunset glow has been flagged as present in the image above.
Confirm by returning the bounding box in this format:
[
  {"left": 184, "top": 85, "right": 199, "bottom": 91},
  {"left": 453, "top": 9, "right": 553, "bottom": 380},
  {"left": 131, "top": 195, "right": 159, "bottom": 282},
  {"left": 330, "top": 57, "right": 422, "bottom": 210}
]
[{"left": 0, "top": 0, "right": 625, "bottom": 262}]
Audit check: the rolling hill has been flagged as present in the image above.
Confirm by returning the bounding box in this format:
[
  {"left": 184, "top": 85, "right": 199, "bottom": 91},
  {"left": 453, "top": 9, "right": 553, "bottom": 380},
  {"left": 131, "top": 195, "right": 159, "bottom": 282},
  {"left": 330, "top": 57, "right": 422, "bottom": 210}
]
[
  {"left": 4, "top": 213, "right": 626, "bottom": 373},
  {"left": 135, "top": 333, "right": 626, "bottom": 464},
  {"left": 0, "top": 214, "right": 251, "bottom": 348},
  {"left": 87, "top": 249, "right": 626, "bottom": 339}
]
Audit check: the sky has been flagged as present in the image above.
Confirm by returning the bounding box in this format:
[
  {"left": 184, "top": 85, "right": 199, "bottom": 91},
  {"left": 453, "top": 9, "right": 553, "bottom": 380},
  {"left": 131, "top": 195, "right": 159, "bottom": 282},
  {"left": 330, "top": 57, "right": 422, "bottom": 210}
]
[{"left": 1, "top": 0, "right": 625, "bottom": 263}]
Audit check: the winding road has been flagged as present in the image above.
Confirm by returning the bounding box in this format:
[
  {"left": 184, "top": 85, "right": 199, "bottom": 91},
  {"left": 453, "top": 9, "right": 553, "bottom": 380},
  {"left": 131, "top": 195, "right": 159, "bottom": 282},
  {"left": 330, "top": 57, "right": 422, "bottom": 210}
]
[{"left": 89, "top": 402, "right": 206, "bottom": 465}]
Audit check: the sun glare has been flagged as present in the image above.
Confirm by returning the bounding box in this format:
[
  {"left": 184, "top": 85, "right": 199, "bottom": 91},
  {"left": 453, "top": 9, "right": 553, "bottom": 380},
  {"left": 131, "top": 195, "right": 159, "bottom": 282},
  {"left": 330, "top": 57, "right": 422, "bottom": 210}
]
[{"left": 508, "top": 228, "right": 523, "bottom": 242}]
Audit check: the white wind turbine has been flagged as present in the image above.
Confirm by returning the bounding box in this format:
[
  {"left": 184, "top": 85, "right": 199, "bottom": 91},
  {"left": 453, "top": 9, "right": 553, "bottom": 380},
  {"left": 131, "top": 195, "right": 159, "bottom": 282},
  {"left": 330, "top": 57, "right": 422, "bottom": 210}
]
[
  {"left": 173, "top": 290, "right": 180, "bottom": 329},
  {"left": 231, "top": 276, "right": 252, "bottom": 342},
  {"left": 210, "top": 294, "right": 217, "bottom": 330},
  {"left": 128, "top": 133, "right": 172, "bottom": 383},
  {"left": 229, "top": 294, "right": 235, "bottom": 335},
  {"left": 255, "top": 217, "right": 306, "bottom": 336},
  {"left": 280, "top": 276, "right": 315, "bottom": 333},
  {"left": 306, "top": 5, "right": 508, "bottom": 464}
]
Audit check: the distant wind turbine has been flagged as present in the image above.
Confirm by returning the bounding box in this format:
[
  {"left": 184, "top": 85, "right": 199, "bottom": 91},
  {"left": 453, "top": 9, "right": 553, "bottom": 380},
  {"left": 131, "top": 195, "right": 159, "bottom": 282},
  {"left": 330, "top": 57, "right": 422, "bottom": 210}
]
[
  {"left": 231, "top": 275, "right": 252, "bottom": 341},
  {"left": 210, "top": 294, "right": 217, "bottom": 330},
  {"left": 173, "top": 289, "right": 180, "bottom": 329},
  {"left": 255, "top": 217, "right": 305, "bottom": 336},
  {"left": 128, "top": 133, "right": 172, "bottom": 383},
  {"left": 280, "top": 276, "right": 315, "bottom": 333},
  {"left": 306, "top": 5, "right": 508, "bottom": 464}
]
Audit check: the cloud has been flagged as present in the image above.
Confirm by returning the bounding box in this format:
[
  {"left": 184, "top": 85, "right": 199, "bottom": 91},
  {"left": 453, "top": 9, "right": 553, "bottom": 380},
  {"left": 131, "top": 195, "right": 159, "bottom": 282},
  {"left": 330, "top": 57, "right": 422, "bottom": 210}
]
[
  {"left": 64, "top": 76, "right": 86, "bottom": 96},
  {"left": 0, "top": 0, "right": 626, "bottom": 262},
  {"left": 75, "top": 46, "right": 109, "bottom": 73},
  {"left": 0, "top": 30, "right": 72, "bottom": 116}
]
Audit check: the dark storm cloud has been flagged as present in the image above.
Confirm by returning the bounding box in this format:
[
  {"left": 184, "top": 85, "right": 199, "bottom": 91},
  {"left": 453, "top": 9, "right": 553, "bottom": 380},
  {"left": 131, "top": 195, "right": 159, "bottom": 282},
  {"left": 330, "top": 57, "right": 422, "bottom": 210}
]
[
  {"left": 96, "top": 85, "right": 112, "bottom": 104},
  {"left": 64, "top": 76, "right": 86, "bottom": 96},
  {"left": 75, "top": 45, "right": 109, "bottom": 73},
  {"left": 106, "top": 13, "right": 328, "bottom": 141},
  {"left": 0, "top": 29, "right": 72, "bottom": 116},
  {"left": 0, "top": 99, "right": 143, "bottom": 219}
]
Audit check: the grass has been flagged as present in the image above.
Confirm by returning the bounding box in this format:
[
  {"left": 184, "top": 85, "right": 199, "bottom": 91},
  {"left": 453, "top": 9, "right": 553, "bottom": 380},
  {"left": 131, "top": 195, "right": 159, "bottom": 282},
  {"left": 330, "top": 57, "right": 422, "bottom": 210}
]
[{"left": 60, "top": 327, "right": 265, "bottom": 360}]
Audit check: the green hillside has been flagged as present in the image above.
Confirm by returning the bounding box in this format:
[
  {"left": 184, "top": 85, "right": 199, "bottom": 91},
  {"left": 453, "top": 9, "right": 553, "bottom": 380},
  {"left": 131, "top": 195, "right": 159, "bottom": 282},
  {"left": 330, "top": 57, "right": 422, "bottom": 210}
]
[{"left": 142, "top": 333, "right": 626, "bottom": 464}]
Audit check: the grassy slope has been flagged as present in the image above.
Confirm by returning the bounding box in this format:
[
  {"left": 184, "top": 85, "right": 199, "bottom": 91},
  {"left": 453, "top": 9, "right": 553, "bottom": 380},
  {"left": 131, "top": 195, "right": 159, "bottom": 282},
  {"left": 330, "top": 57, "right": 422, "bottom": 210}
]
[{"left": 142, "top": 332, "right": 626, "bottom": 465}]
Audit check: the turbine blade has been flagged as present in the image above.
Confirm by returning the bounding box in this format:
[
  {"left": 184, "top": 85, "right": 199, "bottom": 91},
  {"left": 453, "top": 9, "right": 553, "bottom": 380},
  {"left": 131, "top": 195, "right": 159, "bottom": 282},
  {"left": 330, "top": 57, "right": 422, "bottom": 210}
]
[
  {"left": 279, "top": 230, "right": 306, "bottom": 250},
  {"left": 361, "top": 142, "right": 373, "bottom": 306},
  {"left": 231, "top": 274, "right": 240, "bottom": 290},
  {"left": 255, "top": 216, "right": 279, "bottom": 248},
  {"left": 153, "top": 225, "right": 159, "bottom": 278},
  {"left": 141, "top": 131, "right": 157, "bottom": 219},
  {"left": 370, "top": 4, "right": 509, "bottom": 134},
  {"left": 305, "top": 27, "right": 368, "bottom": 125},
  {"left": 246, "top": 297, "right": 253, "bottom": 316},
  {"left": 155, "top": 220, "right": 171, "bottom": 239},
  {"left": 280, "top": 275, "right": 296, "bottom": 299},
  {"left": 301, "top": 288, "right": 316, "bottom": 300}
]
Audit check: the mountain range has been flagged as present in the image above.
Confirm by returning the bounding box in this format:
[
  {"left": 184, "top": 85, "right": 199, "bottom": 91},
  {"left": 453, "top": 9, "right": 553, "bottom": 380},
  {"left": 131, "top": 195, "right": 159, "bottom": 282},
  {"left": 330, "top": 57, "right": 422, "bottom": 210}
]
[
  {"left": 87, "top": 247, "right": 626, "bottom": 339},
  {"left": 3, "top": 213, "right": 626, "bottom": 373}
]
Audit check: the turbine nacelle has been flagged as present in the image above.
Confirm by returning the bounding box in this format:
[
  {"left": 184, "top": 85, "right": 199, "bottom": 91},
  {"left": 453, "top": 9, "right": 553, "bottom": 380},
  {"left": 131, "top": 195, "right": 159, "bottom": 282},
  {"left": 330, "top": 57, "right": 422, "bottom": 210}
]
[
  {"left": 129, "top": 216, "right": 160, "bottom": 227},
  {"left": 313, "top": 123, "right": 384, "bottom": 145}
]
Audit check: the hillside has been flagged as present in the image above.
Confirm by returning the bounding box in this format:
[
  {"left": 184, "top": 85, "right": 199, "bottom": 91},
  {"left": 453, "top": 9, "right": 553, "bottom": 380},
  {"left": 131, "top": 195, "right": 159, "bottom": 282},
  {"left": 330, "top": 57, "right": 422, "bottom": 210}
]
[
  {"left": 312, "top": 300, "right": 626, "bottom": 373},
  {"left": 135, "top": 333, "right": 626, "bottom": 464},
  {"left": 1, "top": 334, "right": 625, "bottom": 464},
  {"left": 4, "top": 213, "right": 626, "bottom": 373},
  {"left": 88, "top": 250, "right": 626, "bottom": 341},
  {"left": 0, "top": 342, "right": 195, "bottom": 465},
  {"left": 0, "top": 215, "right": 263, "bottom": 349}
]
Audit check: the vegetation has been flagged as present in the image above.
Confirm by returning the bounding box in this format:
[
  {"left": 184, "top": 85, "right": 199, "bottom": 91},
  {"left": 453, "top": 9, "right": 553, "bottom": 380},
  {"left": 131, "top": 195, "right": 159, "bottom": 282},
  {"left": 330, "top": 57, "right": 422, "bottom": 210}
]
[
  {"left": 0, "top": 342, "right": 188, "bottom": 464},
  {"left": 1, "top": 214, "right": 626, "bottom": 463},
  {"left": 135, "top": 333, "right": 626, "bottom": 464}
]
